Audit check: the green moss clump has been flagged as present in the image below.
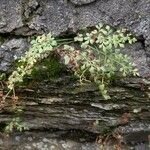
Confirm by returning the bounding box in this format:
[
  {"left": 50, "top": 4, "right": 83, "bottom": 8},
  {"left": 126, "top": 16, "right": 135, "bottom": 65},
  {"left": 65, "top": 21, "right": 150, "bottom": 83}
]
[
  {"left": 31, "top": 55, "right": 66, "bottom": 80},
  {"left": 0, "top": 36, "right": 5, "bottom": 45}
]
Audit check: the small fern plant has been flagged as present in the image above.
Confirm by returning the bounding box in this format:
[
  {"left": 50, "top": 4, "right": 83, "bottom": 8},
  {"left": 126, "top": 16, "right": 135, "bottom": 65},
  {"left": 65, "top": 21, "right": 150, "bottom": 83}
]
[
  {"left": 7, "top": 33, "right": 57, "bottom": 90},
  {"left": 61, "top": 24, "right": 138, "bottom": 99},
  {"left": 5, "top": 117, "right": 29, "bottom": 133},
  {"left": 6, "top": 23, "right": 138, "bottom": 100}
]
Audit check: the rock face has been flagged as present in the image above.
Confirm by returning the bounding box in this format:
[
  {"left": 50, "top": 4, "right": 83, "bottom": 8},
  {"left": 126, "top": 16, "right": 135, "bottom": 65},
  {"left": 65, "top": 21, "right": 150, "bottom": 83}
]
[
  {"left": 0, "top": 0, "right": 150, "bottom": 149},
  {"left": 0, "top": 0, "right": 23, "bottom": 33},
  {"left": 0, "top": 76, "right": 150, "bottom": 149},
  {"left": 0, "top": 131, "right": 149, "bottom": 150},
  {"left": 0, "top": 0, "right": 149, "bottom": 38},
  {"left": 0, "top": 38, "right": 28, "bottom": 72}
]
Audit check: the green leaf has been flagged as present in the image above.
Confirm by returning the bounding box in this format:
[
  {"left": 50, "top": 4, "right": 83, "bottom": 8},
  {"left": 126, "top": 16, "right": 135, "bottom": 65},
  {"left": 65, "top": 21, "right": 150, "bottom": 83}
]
[
  {"left": 103, "top": 94, "right": 111, "bottom": 100},
  {"left": 101, "top": 29, "right": 107, "bottom": 35},
  {"left": 81, "top": 64, "right": 86, "bottom": 70},
  {"left": 99, "top": 84, "right": 105, "bottom": 90},
  {"left": 119, "top": 43, "right": 125, "bottom": 48},
  {"left": 105, "top": 25, "right": 110, "bottom": 31},
  {"left": 64, "top": 55, "right": 70, "bottom": 65},
  {"left": 89, "top": 66, "right": 95, "bottom": 74}
]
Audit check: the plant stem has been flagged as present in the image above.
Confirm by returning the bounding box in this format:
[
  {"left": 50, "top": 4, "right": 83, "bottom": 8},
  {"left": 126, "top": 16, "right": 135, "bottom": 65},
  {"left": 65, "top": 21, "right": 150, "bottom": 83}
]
[{"left": 3, "top": 89, "right": 12, "bottom": 100}]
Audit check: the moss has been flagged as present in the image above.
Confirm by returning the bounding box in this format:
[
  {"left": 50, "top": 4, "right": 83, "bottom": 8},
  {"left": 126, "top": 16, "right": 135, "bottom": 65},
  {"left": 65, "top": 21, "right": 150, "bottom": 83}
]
[
  {"left": 0, "top": 122, "right": 7, "bottom": 132},
  {"left": 0, "top": 35, "right": 6, "bottom": 45},
  {"left": 31, "top": 55, "right": 67, "bottom": 80},
  {"left": 11, "top": 54, "right": 69, "bottom": 87}
]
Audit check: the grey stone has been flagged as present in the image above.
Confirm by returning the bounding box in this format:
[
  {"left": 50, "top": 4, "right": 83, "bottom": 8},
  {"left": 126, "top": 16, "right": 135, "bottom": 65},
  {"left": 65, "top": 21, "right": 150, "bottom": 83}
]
[
  {"left": 0, "top": 0, "right": 149, "bottom": 42},
  {"left": 70, "top": 0, "right": 96, "bottom": 6},
  {"left": 0, "top": 131, "right": 149, "bottom": 150},
  {"left": 0, "top": 38, "right": 28, "bottom": 72},
  {"left": 122, "top": 42, "right": 150, "bottom": 77},
  {"left": 24, "top": 0, "right": 39, "bottom": 20},
  {"left": 0, "top": 0, "right": 23, "bottom": 33}
]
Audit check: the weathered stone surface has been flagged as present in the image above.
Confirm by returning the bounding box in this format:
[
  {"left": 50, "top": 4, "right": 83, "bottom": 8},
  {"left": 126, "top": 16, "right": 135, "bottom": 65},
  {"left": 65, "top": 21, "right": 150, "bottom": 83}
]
[
  {"left": 123, "top": 42, "right": 150, "bottom": 77},
  {"left": 0, "top": 0, "right": 149, "bottom": 38},
  {"left": 0, "top": 76, "right": 150, "bottom": 149},
  {"left": 0, "top": 0, "right": 149, "bottom": 41},
  {"left": 0, "top": 38, "right": 28, "bottom": 72},
  {"left": 0, "top": 76, "right": 149, "bottom": 133},
  {"left": 70, "top": 0, "right": 96, "bottom": 6},
  {"left": 0, "top": 131, "right": 149, "bottom": 150},
  {"left": 0, "top": 0, "right": 23, "bottom": 33}
]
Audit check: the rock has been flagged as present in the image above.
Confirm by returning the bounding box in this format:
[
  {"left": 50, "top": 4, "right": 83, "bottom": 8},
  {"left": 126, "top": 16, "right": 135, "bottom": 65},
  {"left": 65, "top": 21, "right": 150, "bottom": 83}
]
[
  {"left": 0, "top": 38, "right": 28, "bottom": 72},
  {"left": 70, "top": 0, "right": 96, "bottom": 6},
  {"left": 26, "top": 0, "right": 73, "bottom": 36},
  {"left": 24, "top": 0, "right": 39, "bottom": 20},
  {"left": 0, "top": 0, "right": 149, "bottom": 41},
  {"left": 0, "top": 131, "right": 149, "bottom": 150},
  {"left": 0, "top": 0, "right": 23, "bottom": 33},
  {"left": 122, "top": 42, "right": 150, "bottom": 77},
  {"left": 0, "top": 76, "right": 149, "bottom": 133}
]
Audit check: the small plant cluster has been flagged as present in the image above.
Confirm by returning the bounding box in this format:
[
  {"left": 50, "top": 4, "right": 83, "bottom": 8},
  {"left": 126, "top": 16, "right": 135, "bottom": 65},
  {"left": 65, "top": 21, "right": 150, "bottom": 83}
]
[
  {"left": 5, "top": 117, "right": 29, "bottom": 133},
  {"left": 0, "top": 34, "right": 57, "bottom": 109},
  {"left": 4, "top": 23, "right": 138, "bottom": 101},
  {"left": 59, "top": 24, "right": 138, "bottom": 99},
  {"left": 7, "top": 33, "right": 57, "bottom": 90}
]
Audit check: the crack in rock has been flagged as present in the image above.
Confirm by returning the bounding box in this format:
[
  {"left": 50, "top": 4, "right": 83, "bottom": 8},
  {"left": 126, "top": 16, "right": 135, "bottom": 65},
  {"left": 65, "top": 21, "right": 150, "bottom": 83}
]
[{"left": 70, "top": 0, "right": 96, "bottom": 6}]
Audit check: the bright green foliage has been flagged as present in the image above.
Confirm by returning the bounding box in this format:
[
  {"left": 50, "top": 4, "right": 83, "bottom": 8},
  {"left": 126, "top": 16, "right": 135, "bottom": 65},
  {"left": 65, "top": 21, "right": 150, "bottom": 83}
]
[
  {"left": 5, "top": 117, "right": 29, "bottom": 133},
  {"left": 7, "top": 33, "right": 57, "bottom": 90},
  {"left": 7, "top": 23, "right": 138, "bottom": 100},
  {"left": 62, "top": 24, "right": 138, "bottom": 99}
]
